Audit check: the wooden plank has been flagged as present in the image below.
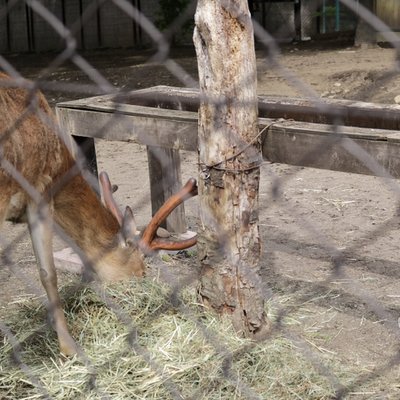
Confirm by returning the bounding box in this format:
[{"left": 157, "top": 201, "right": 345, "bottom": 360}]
[
  {"left": 147, "top": 146, "right": 186, "bottom": 233},
  {"left": 55, "top": 86, "right": 199, "bottom": 114},
  {"left": 58, "top": 86, "right": 400, "bottom": 131},
  {"left": 62, "top": 99, "right": 198, "bottom": 121},
  {"left": 261, "top": 119, "right": 400, "bottom": 179},
  {"left": 56, "top": 100, "right": 400, "bottom": 143},
  {"left": 114, "top": 86, "right": 400, "bottom": 131},
  {"left": 56, "top": 105, "right": 198, "bottom": 150},
  {"left": 258, "top": 96, "right": 400, "bottom": 131},
  {"left": 261, "top": 119, "right": 400, "bottom": 142}
]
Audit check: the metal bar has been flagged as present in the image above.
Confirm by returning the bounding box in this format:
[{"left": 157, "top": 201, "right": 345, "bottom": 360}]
[
  {"left": 336, "top": 0, "right": 340, "bottom": 31},
  {"left": 294, "top": 0, "right": 301, "bottom": 40}
]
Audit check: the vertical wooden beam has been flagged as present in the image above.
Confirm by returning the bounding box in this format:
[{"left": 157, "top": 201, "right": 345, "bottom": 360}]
[
  {"left": 56, "top": 107, "right": 98, "bottom": 178},
  {"left": 146, "top": 146, "right": 187, "bottom": 234}
]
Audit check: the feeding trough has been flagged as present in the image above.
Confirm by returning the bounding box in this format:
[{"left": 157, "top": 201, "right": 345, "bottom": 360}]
[{"left": 56, "top": 86, "right": 400, "bottom": 231}]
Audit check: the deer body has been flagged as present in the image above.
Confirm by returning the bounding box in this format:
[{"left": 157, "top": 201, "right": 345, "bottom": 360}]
[
  {"left": 0, "top": 73, "right": 197, "bottom": 357},
  {"left": 0, "top": 73, "right": 144, "bottom": 355}
]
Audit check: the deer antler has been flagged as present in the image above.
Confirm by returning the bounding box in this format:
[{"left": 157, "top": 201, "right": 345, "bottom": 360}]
[
  {"left": 140, "top": 178, "right": 198, "bottom": 253},
  {"left": 100, "top": 172, "right": 198, "bottom": 252},
  {"left": 99, "top": 171, "right": 123, "bottom": 225}
]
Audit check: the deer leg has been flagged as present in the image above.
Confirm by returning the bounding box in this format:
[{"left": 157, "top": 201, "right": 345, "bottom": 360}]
[{"left": 27, "top": 202, "right": 79, "bottom": 356}]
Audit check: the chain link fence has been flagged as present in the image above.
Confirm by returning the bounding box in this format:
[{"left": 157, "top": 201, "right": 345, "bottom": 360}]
[{"left": 1, "top": 0, "right": 400, "bottom": 398}]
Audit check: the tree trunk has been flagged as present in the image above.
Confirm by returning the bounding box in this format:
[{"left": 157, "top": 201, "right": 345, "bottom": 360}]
[{"left": 193, "top": 0, "right": 270, "bottom": 338}]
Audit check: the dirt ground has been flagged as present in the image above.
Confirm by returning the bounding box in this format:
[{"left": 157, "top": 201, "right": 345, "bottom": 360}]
[{"left": 2, "top": 38, "right": 400, "bottom": 397}]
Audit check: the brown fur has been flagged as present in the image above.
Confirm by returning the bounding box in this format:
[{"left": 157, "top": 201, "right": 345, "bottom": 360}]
[
  {"left": 0, "top": 72, "right": 144, "bottom": 354},
  {"left": 0, "top": 72, "right": 144, "bottom": 279}
]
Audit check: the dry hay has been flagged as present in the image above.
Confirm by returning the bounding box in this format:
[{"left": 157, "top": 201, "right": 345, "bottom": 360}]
[{"left": 0, "top": 277, "right": 357, "bottom": 399}]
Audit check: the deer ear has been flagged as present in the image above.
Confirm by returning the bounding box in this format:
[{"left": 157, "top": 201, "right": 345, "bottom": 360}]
[
  {"left": 121, "top": 206, "right": 140, "bottom": 246},
  {"left": 99, "top": 171, "right": 123, "bottom": 225}
]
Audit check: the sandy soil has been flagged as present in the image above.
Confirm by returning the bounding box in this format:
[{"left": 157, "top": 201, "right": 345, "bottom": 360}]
[{"left": 2, "top": 38, "right": 400, "bottom": 396}]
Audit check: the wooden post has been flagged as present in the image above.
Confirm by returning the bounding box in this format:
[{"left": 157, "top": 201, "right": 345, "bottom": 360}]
[
  {"left": 193, "top": 0, "right": 270, "bottom": 337},
  {"left": 146, "top": 146, "right": 187, "bottom": 234}
]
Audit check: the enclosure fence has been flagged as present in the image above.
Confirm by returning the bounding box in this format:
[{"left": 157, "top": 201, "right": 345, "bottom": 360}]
[{"left": 1, "top": 0, "right": 400, "bottom": 399}]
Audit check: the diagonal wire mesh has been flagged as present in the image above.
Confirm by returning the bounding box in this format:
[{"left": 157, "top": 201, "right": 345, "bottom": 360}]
[{"left": 1, "top": 0, "right": 400, "bottom": 398}]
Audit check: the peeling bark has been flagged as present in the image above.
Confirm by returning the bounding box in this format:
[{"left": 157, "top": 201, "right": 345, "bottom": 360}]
[{"left": 193, "top": 0, "right": 270, "bottom": 337}]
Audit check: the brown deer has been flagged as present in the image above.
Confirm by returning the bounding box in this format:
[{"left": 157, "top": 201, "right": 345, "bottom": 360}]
[{"left": 0, "top": 72, "right": 197, "bottom": 356}]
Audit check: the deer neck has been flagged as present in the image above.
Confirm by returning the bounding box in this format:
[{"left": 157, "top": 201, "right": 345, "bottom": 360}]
[{"left": 53, "top": 174, "right": 120, "bottom": 259}]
